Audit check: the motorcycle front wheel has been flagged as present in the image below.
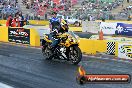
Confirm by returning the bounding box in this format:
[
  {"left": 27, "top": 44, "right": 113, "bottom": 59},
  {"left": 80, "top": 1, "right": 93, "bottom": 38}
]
[{"left": 69, "top": 46, "right": 82, "bottom": 65}]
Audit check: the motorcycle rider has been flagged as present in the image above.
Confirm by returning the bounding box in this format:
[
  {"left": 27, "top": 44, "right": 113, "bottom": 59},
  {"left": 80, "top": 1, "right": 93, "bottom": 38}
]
[{"left": 49, "top": 11, "right": 68, "bottom": 50}]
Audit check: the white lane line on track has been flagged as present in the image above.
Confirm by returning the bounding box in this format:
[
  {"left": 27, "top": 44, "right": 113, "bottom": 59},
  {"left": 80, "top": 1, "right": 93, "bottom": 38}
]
[
  {"left": 0, "top": 82, "right": 14, "bottom": 88},
  {"left": 83, "top": 55, "right": 132, "bottom": 63}
]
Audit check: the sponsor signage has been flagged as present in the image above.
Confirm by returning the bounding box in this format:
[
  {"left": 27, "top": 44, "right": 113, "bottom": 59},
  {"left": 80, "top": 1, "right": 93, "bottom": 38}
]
[
  {"left": 8, "top": 27, "right": 30, "bottom": 44},
  {"left": 115, "top": 23, "right": 132, "bottom": 36},
  {"left": 76, "top": 66, "right": 131, "bottom": 84},
  {"left": 118, "top": 43, "right": 132, "bottom": 59},
  {"left": 100, "top": 22, "right": 132, "bottom": 36}
]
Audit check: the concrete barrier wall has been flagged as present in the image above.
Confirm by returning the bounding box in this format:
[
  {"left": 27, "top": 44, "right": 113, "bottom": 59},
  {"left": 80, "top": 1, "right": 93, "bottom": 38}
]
[
  {"left": 30, "top": 28, "right": 40, "bottom": 46},
  {"left": 79, "top": 38, "right": 96, "bottom": 55},
  {"left": 79, "top": 38, "right": 107, "bottom": 55},
  {"left": 115, "top": 42, "right": 118, "bottom": 57},
  {"left": 0, "top": 20, "right": 7, "bottom": 25},
  {"left": 79, "top": 38, "right": 132, "bottom": 60},
  {"left": 94, "top": 40, "right": 107, "bottom": 53},
  {"left": 0, "top": 26, "right": 8, "bottom": 42}
]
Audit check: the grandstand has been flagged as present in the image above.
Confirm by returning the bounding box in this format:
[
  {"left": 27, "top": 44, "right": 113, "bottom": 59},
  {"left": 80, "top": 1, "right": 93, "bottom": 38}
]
[
  {"left": 0, "top": 0, "right": 20, "bottom": 19},
  {"left": 0, "top": 0, "right": 131, "bottom": 20}
]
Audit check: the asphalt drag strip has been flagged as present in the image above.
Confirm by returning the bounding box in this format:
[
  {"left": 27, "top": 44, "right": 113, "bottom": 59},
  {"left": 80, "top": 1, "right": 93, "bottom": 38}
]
[{"left": 0, "top": 43, "right": 131, "bottom": 88}]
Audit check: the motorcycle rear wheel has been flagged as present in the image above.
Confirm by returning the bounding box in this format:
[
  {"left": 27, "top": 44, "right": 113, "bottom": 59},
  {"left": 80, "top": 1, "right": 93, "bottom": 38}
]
[{"left": 42, "top": 46, "right": 53, "bottom": 60}]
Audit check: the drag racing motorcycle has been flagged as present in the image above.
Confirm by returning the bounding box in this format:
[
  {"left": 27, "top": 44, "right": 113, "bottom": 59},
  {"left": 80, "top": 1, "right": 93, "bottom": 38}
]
[{"left": 42, "top": 31, "right": 82, "bottom": 65}]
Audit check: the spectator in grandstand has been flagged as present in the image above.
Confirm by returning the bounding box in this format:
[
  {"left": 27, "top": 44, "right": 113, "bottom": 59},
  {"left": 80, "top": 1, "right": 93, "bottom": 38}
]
[
  {"left": 11, "top": 12, "right": 20, "bottom": 27},
  {"left": 21, "top": 0, "right": 74, "bottom": 18},
  {"left": 25, "top": 14, "right": 29, "bottom": 25},
  {"left": 26, "top": 1, "right": 30, "bottom": 9},
  {"left": 0, "top": 0, "right": 19, "bottom": 19},
  {"left": 19, "top": 12, "right": 25, "bottom": 27},
  {"left": 78, "top": 0, "right": 123, "bottom": 20},
  {"left": 6, "top": 15, "right": 12, "bottom": 27}
]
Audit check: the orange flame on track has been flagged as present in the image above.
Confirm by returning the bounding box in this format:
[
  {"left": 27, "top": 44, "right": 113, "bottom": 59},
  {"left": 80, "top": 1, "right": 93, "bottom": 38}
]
[{"left": 78, "top": 66, "right": 86, "bottom": 76}]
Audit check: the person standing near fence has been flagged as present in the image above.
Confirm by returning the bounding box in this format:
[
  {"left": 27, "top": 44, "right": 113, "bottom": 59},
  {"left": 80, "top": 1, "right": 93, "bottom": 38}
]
[
  {"left": 6, "top": 15, "right": 12, "bottom": 27},
  {"left": 19, "top": 12, "right": 24, "bottom": 27},
  {"left": 11, "top": 13, "right": 20, "bottom": 27}
]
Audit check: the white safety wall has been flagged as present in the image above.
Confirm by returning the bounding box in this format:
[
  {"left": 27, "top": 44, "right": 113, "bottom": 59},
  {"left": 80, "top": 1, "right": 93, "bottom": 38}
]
[{"left": 82, "top": 21, "right": 100, "bottom": 33}]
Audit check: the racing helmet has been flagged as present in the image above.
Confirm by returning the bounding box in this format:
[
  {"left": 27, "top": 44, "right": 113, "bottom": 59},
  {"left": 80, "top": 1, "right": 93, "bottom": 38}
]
[{"left": 60, "top": 19, "right": 68, "bottom": 31}]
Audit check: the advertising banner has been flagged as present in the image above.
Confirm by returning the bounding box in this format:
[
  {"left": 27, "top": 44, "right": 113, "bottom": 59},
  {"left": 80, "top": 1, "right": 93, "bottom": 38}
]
[
  {"left": 115, "top": 23, "right": 132, "bottom": 36},
  {"left": 100, "top": 22, "right": 117, "bottom": 34},
  {"left": 118, "top": 43, "right": 132, "bottom": 60},
  {"left": 8, "top": 27, "right": 30, "bottom": 45},
  {"left": 100, "top": 22, "right": 132, "bottom": 36}
]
